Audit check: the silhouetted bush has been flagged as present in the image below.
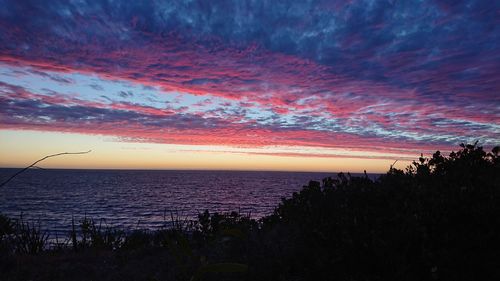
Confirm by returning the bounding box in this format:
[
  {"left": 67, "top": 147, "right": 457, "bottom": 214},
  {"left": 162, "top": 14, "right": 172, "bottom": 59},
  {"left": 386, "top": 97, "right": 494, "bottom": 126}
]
[
  {"left": 0, "top": 143, "right": 499, "bottom": 281},
  {"left": 69, "top": 217, "right": 124, "bottom": 251},
  {"left": 0, "top": 213, "right": 15, "bottom": 253},
  {"left": 250, "top": 143, "right": 500, "bottom": 281}
]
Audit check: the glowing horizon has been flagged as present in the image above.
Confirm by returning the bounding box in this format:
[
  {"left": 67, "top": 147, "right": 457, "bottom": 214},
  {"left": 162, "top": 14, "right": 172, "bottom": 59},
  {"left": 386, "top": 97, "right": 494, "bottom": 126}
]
[
  {"left": 0, "top": 1, "right": 498, "bottom": 172},
  {"left": 0, "top": 130, "right": 412, "bottom": 173}
]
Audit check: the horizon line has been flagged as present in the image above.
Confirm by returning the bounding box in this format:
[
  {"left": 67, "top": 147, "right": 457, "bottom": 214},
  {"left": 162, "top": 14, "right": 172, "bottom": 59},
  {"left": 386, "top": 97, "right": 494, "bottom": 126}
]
[{"left": 0, "top": 166, "right": 384, "bottom": 174}]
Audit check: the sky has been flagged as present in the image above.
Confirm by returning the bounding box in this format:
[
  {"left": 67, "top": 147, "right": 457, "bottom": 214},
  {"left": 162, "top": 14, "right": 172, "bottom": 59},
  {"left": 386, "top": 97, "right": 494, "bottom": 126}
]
[{"left": 0, "top": 0, "right": 499, "bottom": 172}]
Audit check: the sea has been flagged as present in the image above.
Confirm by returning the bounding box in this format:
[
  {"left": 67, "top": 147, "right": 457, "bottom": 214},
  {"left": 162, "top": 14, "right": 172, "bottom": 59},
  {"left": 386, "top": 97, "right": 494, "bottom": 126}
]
[{"left": 0, "top": 169, "right": 377, "bottom": 234}]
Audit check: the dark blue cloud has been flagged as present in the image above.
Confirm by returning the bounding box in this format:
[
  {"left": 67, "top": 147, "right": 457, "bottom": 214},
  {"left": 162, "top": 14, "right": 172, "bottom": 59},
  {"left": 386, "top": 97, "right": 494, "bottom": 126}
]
[
  {"left": 0, "top": 0, "right": 498, "bottom": 152},
  {"left": 1, "top": 0, "right": 497, "bottom": 93}
]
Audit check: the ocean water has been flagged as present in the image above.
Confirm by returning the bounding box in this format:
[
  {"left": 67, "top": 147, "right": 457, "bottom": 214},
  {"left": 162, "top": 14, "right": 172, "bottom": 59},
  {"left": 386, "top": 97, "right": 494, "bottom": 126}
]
[{"left": 0, "top": 169, "right": 375, "bottom": 233}]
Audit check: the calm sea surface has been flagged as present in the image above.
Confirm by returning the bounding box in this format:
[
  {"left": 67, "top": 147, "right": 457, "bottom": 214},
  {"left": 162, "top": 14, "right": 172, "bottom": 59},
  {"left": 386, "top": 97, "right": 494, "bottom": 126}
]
[{"left": 0, "top": 169, "right": 375, "bottom": 233}]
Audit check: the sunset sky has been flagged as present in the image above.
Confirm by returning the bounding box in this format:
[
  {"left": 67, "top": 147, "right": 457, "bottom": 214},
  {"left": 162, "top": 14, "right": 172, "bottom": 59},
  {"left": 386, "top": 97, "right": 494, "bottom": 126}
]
[{"left": 0, "top": 0, "right": 498, "bottom": 172}]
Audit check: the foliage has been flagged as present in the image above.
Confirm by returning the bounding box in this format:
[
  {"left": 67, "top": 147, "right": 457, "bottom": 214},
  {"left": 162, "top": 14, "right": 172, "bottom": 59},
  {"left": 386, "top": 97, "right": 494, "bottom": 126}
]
[
  {"left": 0, "top": 213, "right": 15, "bottom": 253},
  {"left": 255, "top": 143, "right": 500, "bottom": 280},
  {"left": 70, "top": 217, "right": 124, "bottom": 251},
  {"left": 0, "top": 143, "right": 499, "bottom": 281}
]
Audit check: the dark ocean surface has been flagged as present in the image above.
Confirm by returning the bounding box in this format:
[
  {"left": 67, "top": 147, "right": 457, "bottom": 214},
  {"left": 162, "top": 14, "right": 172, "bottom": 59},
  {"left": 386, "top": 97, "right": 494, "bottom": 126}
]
[{"left": 0, "top": 169, "right": 377, "bottom": 233}]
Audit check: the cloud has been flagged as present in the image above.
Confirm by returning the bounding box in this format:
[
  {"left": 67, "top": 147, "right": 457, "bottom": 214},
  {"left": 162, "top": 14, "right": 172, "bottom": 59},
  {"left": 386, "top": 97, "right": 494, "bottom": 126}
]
[
  {"left": 0, "top": 81, "right": 462, "bottom": 157},
  {"left": 0, "top": 0, "right": 498, "bottom": 156}
]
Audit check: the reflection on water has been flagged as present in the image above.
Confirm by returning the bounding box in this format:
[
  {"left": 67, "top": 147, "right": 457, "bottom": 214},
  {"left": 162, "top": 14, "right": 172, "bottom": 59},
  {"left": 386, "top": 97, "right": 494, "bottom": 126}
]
[{"left": 0, "top": 169, "right": 375, "bottom": 233}]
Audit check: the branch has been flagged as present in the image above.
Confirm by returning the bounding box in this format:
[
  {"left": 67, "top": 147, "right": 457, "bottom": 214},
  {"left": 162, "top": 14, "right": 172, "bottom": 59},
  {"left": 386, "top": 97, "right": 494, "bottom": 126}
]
[
  {"left": 0, "top": 150, "right": 91, "bottom": 188},
  {"left": 31, "top": 166, "right": 46, "bottom": 170},
  {"left": 390, "top": 159, "right": 399, "bottom": 170}
]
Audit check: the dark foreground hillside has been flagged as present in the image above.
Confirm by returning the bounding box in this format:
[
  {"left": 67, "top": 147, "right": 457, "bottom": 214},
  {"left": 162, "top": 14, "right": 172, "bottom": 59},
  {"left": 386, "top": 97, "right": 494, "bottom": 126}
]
[{"left": 1, "top": 143, "right": 499, "bottom": 281}]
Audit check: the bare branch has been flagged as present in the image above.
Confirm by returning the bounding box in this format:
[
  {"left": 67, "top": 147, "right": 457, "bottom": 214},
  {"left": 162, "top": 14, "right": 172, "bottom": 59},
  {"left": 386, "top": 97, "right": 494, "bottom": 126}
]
[
  {"left": 390, "top": 159, "right": 399, "bottom": 170},
  {"left": 30, "top": 166, "right": 46, "bottom": 170},
  {"left": 0, "top": 150, "right": 91, "bottom": 188}
]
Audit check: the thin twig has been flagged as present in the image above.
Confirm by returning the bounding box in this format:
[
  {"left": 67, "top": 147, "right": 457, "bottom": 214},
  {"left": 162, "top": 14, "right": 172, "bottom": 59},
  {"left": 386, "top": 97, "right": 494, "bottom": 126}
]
[
  {"left": 31, "top": 166, "right": 46, "bottom": 170},
  {"left": 0, "top": 150, "right": 91, "bottom": 188},
  {"left": 390, "top": 159, "right": 398, "bottom": 170}
]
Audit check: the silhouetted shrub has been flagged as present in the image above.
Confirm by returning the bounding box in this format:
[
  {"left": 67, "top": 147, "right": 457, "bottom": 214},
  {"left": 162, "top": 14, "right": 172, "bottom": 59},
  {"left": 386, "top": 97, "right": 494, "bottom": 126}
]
[
  {"left": 0, "top": 143, "right": 499, "bottom": 281},
  {"left": 251, "top": 143, "right": 500, "bottom": 281},
  {"left": 68, "top": 217, "right": 124, "bottom": 251},
  {"left": 0, "top": 213, "right": 15, "bottom": 253}
]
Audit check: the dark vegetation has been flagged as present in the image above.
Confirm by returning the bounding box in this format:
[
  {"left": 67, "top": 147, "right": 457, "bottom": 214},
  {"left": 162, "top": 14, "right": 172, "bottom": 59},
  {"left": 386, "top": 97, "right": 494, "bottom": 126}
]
[{"left": 1, "top": 143, "right": 499, "bottom": 281}]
